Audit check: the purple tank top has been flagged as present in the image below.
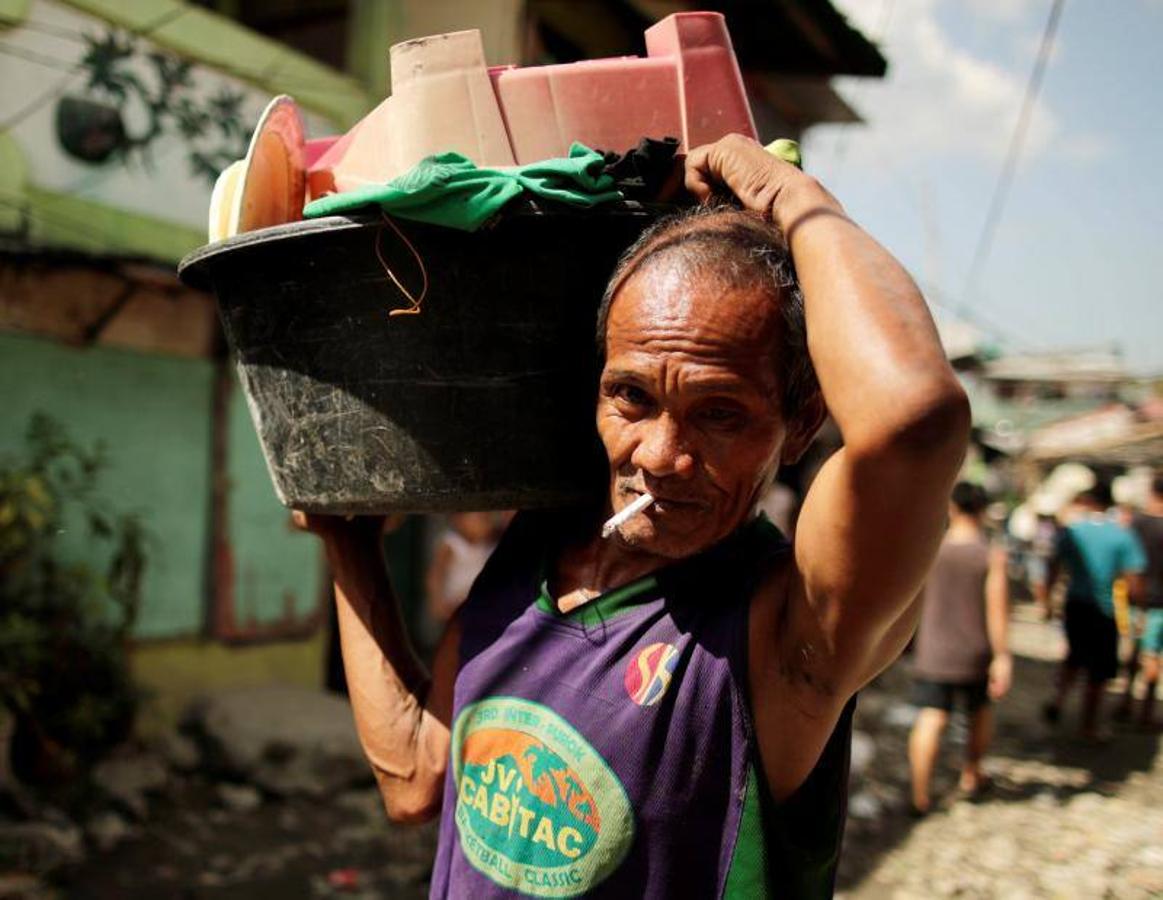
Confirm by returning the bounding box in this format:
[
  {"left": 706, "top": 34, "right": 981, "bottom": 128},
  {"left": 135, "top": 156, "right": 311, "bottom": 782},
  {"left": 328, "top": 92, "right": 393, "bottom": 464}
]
[{"left": 430, "top": 511, "right": 853, "bottom": 899}]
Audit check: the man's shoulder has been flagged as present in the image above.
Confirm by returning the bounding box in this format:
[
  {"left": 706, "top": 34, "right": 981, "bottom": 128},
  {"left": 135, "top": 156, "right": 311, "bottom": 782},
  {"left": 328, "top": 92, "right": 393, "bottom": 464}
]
[{"left": 1066, "top": 518, "right": 1118, "bottom": 544}]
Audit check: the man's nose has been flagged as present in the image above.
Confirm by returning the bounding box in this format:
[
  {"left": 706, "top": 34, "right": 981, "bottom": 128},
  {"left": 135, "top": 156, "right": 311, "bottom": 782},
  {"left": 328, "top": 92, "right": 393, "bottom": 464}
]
[{"left": 630, "top": 414, "right": 695, "bottom": 478}]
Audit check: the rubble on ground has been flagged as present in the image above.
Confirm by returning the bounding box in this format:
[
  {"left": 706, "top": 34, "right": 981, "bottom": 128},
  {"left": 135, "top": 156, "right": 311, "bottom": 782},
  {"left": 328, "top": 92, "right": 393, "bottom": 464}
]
[
  {"left": 2, "top": 618, "right": 1158, "bottom": 898},
  {"left": 838, "top": 604, "right": 1163, "bottom": 899},
  {"left": 185, "top": 685, "right": 373, "bottom": 798}
]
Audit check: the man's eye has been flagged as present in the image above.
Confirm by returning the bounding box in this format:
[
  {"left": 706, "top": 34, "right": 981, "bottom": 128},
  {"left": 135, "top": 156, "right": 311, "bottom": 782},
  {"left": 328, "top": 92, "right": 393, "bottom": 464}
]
[
  {"left": 613, "top": 385, "right": 651, "bottom": 407},
  {"left": 699, "top": 406, "right": 745, "bottom": 428}
]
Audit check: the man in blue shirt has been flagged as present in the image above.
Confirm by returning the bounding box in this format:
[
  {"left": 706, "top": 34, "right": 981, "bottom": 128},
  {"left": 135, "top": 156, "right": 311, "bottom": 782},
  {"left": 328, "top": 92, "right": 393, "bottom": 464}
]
[{"left": 1043, "top": 488, "right": 1146, "bottom": 739}]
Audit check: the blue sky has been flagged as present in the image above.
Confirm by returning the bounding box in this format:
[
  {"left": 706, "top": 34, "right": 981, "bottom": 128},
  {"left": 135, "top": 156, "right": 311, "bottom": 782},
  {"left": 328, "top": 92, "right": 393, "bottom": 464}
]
[{"left": 803, "top": 0, "right": 1163, "bottom": 373}]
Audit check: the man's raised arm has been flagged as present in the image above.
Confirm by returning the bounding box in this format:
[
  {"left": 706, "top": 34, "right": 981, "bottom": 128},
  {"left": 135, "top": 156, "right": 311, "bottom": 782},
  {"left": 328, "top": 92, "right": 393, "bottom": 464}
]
[
  {"left": 687, "top": 135, "right": 970, "bottom": 700},
  {"left": 295, "top": 513, "right": 455, "bottom": 823}
]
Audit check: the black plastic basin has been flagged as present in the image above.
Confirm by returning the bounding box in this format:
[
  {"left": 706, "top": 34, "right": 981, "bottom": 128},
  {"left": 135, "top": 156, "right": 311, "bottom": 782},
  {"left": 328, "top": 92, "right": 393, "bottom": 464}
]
[{"left": 178, "top": 203, "right": 670, "bottom": 513}]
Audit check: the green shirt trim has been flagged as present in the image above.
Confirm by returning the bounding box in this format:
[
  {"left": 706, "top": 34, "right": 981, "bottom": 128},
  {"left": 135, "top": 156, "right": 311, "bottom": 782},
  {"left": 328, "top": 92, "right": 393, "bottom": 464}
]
[
  {"left": 534, "top": 513, "right": 782, "bottom": 628},
  {"left": 535, "top": 574, "right": 660, "bottom": 627},
  {"left": 723, "top": 765, "right": 772, "bottom": 898}
]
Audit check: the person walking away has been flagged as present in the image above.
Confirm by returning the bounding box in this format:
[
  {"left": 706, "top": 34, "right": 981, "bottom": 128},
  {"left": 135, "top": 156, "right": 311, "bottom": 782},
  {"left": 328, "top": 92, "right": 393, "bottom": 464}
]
[
  {"left": 1029, "top": 510, "right": 1060, "bottom": 620},
  {"left": 1117, "top": 474, "right": 1163, "bottom": 729},
  {"left": 908, "top": 482, "right": 1011, "bottom": 814},
  {"left": 1042, "top": 488, "right": 1146, "bottom": 740}
]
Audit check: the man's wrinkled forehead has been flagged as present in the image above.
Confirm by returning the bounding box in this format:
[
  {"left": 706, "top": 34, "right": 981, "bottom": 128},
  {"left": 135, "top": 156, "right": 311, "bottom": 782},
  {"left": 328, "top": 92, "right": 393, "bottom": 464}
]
[
  {"left": 604, "top": 262, "right": 785, "bottom": 398},
  {"left": 605, "top": 254, "right": 785, "bottom": 358}
]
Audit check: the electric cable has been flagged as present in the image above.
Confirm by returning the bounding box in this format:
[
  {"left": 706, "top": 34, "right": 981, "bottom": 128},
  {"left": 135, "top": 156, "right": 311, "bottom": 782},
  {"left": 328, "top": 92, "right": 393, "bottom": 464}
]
[
  {"left": 958, "top": 0, "right": 1066, "bottom": 313},
  {"left": 818, "top": 0, "right": 895, "bottom": 189},
  {"left": 0, "top": 6, "right": 192, "bottom": 135},
  {"left": 7, "top": 15, "right": 364, "bottom": 97}
]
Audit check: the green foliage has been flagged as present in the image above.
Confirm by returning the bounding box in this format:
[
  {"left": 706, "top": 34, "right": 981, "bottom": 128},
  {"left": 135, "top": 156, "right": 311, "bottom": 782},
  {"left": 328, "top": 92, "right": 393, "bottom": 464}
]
[
  {"left": 75, "top": 27, "right": 251, "bottom": 186},
  {"left": 0, "top": 414, "right": 148, "bottom": 775}
]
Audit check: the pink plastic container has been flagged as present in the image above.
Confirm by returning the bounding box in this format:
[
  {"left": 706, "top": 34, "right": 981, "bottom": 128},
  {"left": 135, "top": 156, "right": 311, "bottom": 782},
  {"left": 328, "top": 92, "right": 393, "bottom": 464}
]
[
  {"left": 494, "top": 11, "right": 755, "bottom": 163},
  {"left": 646, "top": 12, "right": 757, "bottom": 150},
  {"left": 388, "top": 30, "right": 515, "bottom": 173},
  {"left": 306, "top": 11, "right": 756, "bottom": 196},
  {"left": 305, "top": 135, "right": 341, "bottom": 199},
  {"left": 318, "top": 30, "right": 514, "bottom": 194},
  {"left": 493, "top": 56, "right": 683, "bottom": 163}
]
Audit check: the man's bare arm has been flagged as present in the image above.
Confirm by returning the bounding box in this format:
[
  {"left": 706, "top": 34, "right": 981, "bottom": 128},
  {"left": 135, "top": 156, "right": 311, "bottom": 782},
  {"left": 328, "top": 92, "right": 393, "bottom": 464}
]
[
  {"left": 985, "top": 546, "right": 1012, "bottom": 699},
  {"left": 300, "top": 514, "right": 454, "bottom": 822},
  {"left": 688, "top": 135, "right": 969, "bottom": 699}
]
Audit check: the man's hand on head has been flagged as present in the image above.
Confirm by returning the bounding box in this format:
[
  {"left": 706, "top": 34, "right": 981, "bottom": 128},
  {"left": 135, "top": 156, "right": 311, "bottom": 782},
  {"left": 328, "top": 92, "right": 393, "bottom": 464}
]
[{"left": 684, "top": 134, "right": 840, "bottom": 233}]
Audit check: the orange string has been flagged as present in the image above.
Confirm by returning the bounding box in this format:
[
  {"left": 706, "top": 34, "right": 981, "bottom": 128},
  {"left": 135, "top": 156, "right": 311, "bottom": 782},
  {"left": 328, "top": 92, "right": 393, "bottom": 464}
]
[{"left": 373, "top": 211, "right": 429, "bottom": 316}]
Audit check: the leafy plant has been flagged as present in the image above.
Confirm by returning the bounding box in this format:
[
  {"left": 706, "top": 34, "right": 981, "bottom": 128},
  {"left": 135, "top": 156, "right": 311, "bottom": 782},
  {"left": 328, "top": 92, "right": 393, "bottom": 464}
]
[
  {"left": 65, "top": 27, "right": 252, "bottom": 185},
  {"left": 0, "top": 414, "right": 148, "bottom": 780}
]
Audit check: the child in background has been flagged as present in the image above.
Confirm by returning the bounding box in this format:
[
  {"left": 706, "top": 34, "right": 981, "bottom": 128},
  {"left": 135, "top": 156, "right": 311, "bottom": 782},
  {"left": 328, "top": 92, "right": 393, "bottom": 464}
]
[{"left": 425, "top": 512, "right": 504, "bottom": 630}]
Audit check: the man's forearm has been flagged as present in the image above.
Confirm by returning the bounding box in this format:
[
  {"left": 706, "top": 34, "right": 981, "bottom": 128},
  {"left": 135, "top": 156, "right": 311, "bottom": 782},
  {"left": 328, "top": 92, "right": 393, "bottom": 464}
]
[
  {"left": 775, "top": 181, "right": 967, "bottom": 456},
  {"left": 323, "top": 529, "right": 444, "bottom": 820},
  {"left": 985, "top": 552, "right": 1010, "bottom": 656},
  {"left": 773, "top": 174, "right": 968, "bottom": 694}
]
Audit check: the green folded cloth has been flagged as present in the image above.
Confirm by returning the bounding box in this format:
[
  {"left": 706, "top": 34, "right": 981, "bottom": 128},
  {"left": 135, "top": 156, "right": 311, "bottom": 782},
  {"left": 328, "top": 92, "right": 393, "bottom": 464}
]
[{"left": 304, "top": 142, "right": 623, "bottom": 231}]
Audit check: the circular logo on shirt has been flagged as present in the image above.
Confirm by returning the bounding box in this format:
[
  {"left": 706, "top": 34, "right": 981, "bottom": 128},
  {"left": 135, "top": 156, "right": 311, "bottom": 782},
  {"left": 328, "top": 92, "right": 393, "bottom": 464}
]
[
  {"left": 451, "top": 697, "right": 634, "bottom": 898},
  {"left": 624, "top": 642, "right": 680, "bottom": 707}
]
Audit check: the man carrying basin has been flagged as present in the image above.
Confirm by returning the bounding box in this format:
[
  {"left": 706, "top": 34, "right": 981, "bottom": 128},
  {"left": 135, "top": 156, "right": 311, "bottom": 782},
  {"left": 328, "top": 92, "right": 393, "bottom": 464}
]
[{"left": 297, "top": 135, "right": 969, "bottom": 898}]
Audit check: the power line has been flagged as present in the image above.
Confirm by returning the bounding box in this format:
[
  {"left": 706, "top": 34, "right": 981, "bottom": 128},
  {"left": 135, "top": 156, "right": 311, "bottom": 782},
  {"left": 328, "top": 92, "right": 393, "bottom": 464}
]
[
  {"left": 0, "top": 6, "right": 194, "bottom": 135},
  {"left": 0, "top": 40, "right": 81, "bottom": 71},
  {"left": 958, "top": 0, "right": 1065, "bottom": 313},
  {"left": 0, "top": 192, "right": 110, "bottom": 245},
  {"left": 0, "top": 73, "right": 81, "bottom": 133},
  {"left": 927, "top": 286, "right": 1042, "bottom": 353},
  {"left": 8, "top": 15, "right": 363, "bottom": 98},
  {"left": 817, "top": 0, "right": 895, "bottom": 189}
]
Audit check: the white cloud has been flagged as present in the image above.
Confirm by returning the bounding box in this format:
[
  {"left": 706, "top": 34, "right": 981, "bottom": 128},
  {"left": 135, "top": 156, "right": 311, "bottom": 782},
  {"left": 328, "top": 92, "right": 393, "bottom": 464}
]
[
  {"left": 1056, "top": 131, "right": 1116, "bottom": 163},
  {"left": 963, "top": 0, "right": 1045, "bottom": 22},
  {"left": 1016, "top": 27, "right": 1064, "bottom": 66},
  {"left": 812, "top": 0, "right": 1108, "bottom": 170}
]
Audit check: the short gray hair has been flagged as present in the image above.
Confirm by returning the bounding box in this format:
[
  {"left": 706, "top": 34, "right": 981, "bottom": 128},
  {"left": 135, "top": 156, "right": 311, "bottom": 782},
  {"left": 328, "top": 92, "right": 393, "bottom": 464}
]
[{"left": 596, "top": 204, "right": 820, "bottom": 417}]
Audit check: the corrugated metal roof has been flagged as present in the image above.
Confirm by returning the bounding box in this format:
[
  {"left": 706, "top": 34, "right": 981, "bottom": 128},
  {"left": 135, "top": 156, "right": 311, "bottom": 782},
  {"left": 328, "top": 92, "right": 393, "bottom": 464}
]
[{"left": 984, "top": 349, "right": 1129, "bottom": 383}]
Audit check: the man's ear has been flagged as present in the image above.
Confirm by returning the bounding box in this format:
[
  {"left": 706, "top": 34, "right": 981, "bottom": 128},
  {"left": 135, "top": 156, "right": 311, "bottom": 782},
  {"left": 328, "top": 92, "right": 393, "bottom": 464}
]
[{"left": 780, "top": 392, "right": 828, "bottom": 465}]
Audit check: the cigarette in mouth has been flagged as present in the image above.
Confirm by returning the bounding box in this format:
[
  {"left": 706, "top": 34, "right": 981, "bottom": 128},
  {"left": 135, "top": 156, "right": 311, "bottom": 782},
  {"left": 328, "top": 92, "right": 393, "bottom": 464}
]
[{"left": 601, "top": 492, "right": 655, "bottom": 539}]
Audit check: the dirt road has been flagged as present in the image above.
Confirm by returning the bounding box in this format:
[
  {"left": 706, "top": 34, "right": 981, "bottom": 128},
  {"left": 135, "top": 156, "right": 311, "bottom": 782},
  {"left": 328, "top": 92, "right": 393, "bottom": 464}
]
[
  {"left": 838, "top": 602, "right": 1163, "bottom": 899},
  {"left": 45, "top": 603, "right": 1162, "bottom": 899}
]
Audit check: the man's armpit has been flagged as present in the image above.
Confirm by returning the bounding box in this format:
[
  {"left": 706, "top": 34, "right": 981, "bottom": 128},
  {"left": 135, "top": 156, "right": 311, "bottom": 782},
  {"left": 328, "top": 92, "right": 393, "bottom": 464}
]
[
  {"left": 776, "top": 637, "right": 840, "bottom": 712},
  {"left": 749, "top": 571, "right": 841, "bottom": 718}
]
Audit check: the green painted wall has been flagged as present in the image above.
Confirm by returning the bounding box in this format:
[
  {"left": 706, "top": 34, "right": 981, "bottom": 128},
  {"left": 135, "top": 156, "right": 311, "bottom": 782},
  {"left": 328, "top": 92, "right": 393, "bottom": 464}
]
[
  {"left": 131, "top": 632, "right": 326, "bottom": 735},
  {"left": 0, "top": 333, "right": 214, "bottom": 638},
  {"left": 1, "top": 333, "right": 325, "bottom": 639},
  {"left": 226, "top": 374, "right": 324, "bottom": 627}
]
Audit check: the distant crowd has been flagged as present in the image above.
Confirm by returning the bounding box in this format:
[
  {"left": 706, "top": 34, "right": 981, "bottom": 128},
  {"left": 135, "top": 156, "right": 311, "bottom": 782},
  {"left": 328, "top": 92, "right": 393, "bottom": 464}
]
[{"left": 906, "top": 469, "right": 1162, "bottom": 815}]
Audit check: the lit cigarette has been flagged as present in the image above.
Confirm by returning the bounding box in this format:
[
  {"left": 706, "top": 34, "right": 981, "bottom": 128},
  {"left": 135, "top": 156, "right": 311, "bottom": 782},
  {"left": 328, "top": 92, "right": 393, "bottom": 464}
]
[{"left": 601, "top": 492, "right": 655, "bottom": 539}]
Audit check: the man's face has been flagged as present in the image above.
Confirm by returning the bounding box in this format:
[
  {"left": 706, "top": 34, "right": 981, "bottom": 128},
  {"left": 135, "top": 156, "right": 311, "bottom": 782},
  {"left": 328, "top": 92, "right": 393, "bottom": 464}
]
[{"left": 596, "top": 262, "right": 791, "bottom": 558}]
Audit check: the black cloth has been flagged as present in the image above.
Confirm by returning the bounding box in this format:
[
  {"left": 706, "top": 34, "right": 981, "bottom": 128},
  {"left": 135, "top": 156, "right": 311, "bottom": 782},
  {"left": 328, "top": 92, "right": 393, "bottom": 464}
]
[
  {"left": 1064, "top": 600, "right": 1120, "bottom": 683},
  {"left": 601, "top": 137, "right": 683, "bottom": 202},
  {"left": 912, "top": 677, "right": 990, "bottom": 713}
]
